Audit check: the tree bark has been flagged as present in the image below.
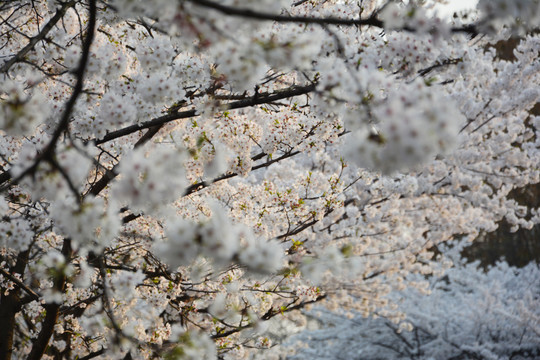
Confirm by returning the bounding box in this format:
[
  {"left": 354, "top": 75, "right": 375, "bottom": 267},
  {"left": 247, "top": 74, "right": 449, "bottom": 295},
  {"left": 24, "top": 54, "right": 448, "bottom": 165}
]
[
  {"left": 26, "top": 238, "right": 72, "bottom": 360},
  {"left": 0, "top": 291, "right": 20, "bottom": 360},
  {"left": 0, "top": 250, "right": 30, "bottom": 360}
]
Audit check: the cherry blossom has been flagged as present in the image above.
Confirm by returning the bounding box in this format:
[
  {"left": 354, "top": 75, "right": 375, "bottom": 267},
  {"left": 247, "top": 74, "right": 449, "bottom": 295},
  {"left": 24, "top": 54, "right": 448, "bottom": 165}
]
[{"left": 0, "top": 0, "right": 538, "bottom": 359}]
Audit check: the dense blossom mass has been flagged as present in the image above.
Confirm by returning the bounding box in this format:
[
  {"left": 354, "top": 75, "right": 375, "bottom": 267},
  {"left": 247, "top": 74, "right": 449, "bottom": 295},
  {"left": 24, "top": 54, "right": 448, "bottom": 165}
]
[
  {"left": 288, "top": 239, "right": 540, "bottom": 359},
  {"left": 0, "top": 0, "right": 539, "bottom": 359}
]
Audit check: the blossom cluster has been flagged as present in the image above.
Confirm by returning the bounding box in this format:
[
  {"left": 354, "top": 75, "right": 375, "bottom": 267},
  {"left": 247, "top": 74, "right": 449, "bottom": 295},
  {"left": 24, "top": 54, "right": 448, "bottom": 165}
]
[
  {"left": 287, "top": 241, "right": 540, "bottom": 360},
  {"left": 0, "top": 77, "right": 49, "bottom": 136},
  {"left": 153, "top": 201, "right": 284, "bottom": 272},
  {"left": 478, "top": 0, "right": 540, "bottom": 33}
]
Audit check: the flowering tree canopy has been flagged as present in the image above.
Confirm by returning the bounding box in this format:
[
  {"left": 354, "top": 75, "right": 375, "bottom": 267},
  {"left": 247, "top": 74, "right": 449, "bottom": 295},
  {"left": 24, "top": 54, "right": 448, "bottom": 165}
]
[
  {"left": 0, "top": 0, "right": 539, "bottom": 359},
  {"left": 287, "top": 240, "right": 540, "bottom": 360}
]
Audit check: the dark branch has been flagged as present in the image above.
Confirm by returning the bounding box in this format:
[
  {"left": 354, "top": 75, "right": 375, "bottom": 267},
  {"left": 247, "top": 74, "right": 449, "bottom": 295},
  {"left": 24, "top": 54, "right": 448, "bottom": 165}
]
[
  {"left": 191, "top": 0, "right": 383, "bottom": 28},
  {"left": 25, "top": 1, "right": 97, "bottom": 359},
  {"left": 0, "top": 267, "right": 40, "bottom": 302},
  {"left": 183, "top": 150, "right": 300, "bottom": 197},
  {"left": 0, "top": 1, "right": 77, "bottom": 73},
  {"left": 0, "top": 0, "right": 96, "bottom": 192},
  {"left": 190, "top": 0, "right": 478, "bottom": 36},
  {"left": 95, "top": 83, "right": 316, "bottom": 145},
  {"left": 26, "top": 238, "right": 73, "bottom": 360}
]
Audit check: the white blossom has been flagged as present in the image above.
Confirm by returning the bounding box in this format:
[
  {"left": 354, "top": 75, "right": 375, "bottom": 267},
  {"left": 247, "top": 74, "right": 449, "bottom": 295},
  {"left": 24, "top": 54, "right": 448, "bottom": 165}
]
[{"left": 0, "top": 1, "right": 539, "bottom": 359}]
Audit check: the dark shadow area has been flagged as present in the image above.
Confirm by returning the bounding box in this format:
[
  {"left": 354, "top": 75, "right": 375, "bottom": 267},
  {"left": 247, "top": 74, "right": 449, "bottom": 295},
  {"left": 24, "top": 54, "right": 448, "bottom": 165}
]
[{"left": 462, "top": 183, "right": 540, "bottom": 268}]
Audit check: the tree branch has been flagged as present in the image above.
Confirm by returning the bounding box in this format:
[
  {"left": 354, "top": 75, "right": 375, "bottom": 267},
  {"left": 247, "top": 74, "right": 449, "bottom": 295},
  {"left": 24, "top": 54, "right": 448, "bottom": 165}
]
[
  {"left": 0, "top": 250, "right": 30, "bottom": 360},
  {"left": 0, "top": 1, "right": 77, "bottom": 73},
  {"left": 25, "top": 0, "right": 96, "bottom": 357},
  {"left": 85, "top": 84, "right": 315, "bottom": 198},
  {"left": 0, "top": 0, "right": 96, "bottom": 192},
  {"left": 94, "top": 83, "right": 316, "bottom": 145},
  {"left": 191, "top": 0, "right": 383, "bottom": 28},
  {"left": 0, "top": 267, "right": 41, "bottom": 302},
  {"left": 211, "top": 294, "right": 327, "bottom": 339},
  {"left": 190, "top": 0, "right": 478, "bottom": 36},
  {"left": 183, "top": 149, "right": 301, "bottom": 196},
  {"left": 26, "top": 239, "right": 72, "bottom": 360}
]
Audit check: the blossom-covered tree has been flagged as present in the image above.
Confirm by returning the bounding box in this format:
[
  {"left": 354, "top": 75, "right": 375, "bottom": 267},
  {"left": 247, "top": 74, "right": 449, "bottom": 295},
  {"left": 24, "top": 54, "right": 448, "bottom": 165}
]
[
  {"left": 286, "top": 239, "right": 540, "bottom": 360},
  {"left": 0, "top": 0, "right": 539, "bottom": 359}
]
